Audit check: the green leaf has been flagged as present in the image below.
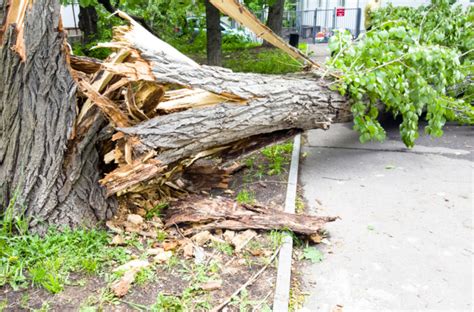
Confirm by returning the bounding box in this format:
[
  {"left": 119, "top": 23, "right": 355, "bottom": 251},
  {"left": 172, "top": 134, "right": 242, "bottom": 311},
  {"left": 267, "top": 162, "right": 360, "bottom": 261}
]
[{"left": 302, "top": 247, "right": 324, "bottom": 263}]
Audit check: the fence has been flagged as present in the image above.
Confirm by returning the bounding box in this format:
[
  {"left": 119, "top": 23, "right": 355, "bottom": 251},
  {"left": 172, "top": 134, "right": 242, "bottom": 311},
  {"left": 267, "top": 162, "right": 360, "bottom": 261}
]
[{"left": 281, "top": 8, "right": 362, "bottom": 41}]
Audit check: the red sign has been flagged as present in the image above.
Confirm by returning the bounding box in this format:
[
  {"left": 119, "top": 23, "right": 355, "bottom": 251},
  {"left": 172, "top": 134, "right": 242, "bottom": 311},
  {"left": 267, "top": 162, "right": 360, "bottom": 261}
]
[{"left": 336, "top": 7, "right": 345, "bottom": 17}]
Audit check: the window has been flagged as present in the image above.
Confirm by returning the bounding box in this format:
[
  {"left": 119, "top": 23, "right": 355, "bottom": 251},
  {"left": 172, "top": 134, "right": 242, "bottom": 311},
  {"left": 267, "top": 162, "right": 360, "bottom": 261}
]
[{"left": 338, "top": 0, "right": 346, "bottom": 6}]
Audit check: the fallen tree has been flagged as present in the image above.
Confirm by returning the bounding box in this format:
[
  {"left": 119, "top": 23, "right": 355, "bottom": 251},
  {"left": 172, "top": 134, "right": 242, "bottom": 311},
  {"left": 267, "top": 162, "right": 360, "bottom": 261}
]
[
  {"left": 0, "top": 0, "right": 349, "bottom": 232},
  {"left": 2, "top": 0, "right": 469, "bottom": 232}
]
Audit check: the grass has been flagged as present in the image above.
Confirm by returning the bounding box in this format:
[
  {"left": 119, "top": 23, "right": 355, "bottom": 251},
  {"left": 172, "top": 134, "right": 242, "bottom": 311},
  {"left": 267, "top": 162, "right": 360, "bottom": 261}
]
[
  {"left": 236, "top": 189, "right": 255, "bottom": 204},
  {"left": 223, "top": 47, "right": 304, "bottom": 74},
  {"left": 151, "top": 293, "right": 187, "bottom": 311},
  {"left": 211, "top": 241, "right": 234, "bottom": 256},
  {"left": 171, "top": 31, "right": 308, "bottom": 75},
  {"left": 0, "top": 199, "right": 129, "bottom": 293},
  {"left": 261, "top": 141, "right": 293, "bottom": 176},
  {"left": 145, "top": 202, "right": 169, "bottom": 220},
  {"left": 295, "top": 195, "right": 305, "bottom": 214}
]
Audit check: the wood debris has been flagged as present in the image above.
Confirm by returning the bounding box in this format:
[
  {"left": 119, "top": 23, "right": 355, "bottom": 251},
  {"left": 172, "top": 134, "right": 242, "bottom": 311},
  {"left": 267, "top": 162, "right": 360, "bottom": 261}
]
[
  {"left": 111, "top": 259, "right": 150, "bottom": 297},
  {"left": 62, "top": 6, "right": 346, "bottom": 237},
  {"left": 66, "top": 9, "right": 350, "bottom": 205},
  {"left": 165, "top": 195, "right": 337, "bottom": 237}
]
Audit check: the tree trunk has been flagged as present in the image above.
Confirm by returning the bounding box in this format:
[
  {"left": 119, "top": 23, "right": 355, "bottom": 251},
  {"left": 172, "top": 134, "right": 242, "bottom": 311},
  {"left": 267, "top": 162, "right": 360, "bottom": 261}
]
[
  {"left": 267, "top": 0, "right": 285, "bottom": 36},
  {"left": 0, "top": 0, "right": 115, "bottom": 233},
  {"left": 205, "top": 0, "right": 222, "bottom": 66},
  {"left": 96, "top": 15, "right": 351, "bottom": 195},
  {"left": 79, "top": 6, "right": 98, "bottom": 44}
]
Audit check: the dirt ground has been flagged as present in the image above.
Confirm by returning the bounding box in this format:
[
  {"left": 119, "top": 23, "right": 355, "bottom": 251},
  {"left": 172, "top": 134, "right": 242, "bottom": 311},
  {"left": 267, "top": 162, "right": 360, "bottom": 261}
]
[{"left": 0, "top": 143, "right": 307, "bottom": 312}]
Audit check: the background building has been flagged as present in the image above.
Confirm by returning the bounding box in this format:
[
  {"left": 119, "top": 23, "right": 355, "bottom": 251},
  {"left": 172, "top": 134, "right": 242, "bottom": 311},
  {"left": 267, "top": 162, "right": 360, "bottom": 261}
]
[{"left": 294, "top": 0, "right": 472, "bottom": 39}]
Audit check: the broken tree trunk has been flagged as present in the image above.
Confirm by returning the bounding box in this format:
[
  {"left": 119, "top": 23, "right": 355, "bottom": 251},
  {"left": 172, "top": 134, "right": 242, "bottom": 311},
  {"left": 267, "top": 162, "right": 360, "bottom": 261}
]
[
  {"left": 98, "top": 13, "right": 352, "bottom": 195},
  {"left": 1, "top": 3, "right": 350, "bottom": 231}
]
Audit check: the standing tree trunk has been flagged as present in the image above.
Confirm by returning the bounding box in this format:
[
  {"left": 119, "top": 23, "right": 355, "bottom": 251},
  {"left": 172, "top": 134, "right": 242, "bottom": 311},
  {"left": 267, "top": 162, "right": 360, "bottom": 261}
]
[
  {"left": 205, "top": 0, "right": 222, "bottom": 66},
  {"left": 0, "top": 0, "right": 115, "bottom": 233},
  {"left": 79, "top": 6, "right": 98, "bottom": 44},
  {"left": 267, "top": 0, "right": 285, "bottom": 36}
]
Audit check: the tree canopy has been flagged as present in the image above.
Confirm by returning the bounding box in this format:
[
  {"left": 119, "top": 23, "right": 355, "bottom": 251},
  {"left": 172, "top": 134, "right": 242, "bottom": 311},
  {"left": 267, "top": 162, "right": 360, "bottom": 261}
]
[{"left": 328, "top": 0, "right": 473, "bottom": 147}]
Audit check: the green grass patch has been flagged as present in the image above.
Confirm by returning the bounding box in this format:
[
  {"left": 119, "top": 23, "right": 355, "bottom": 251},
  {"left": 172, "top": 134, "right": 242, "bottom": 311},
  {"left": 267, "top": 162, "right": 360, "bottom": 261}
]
[
  {"left": 261, "top": 141, "right": 293, "bottom": 175},
  {"left": 0, "top": 220, "right": 129, "bottom": 292},
  {"left": 236, "top": 189, "right": 255, "bottom": 205},
  {"left": 222, "top": 47, "right": 304, "bottom": 74},
  {"left": 170, "top": 32, "right": 307, "bottom": 75}
]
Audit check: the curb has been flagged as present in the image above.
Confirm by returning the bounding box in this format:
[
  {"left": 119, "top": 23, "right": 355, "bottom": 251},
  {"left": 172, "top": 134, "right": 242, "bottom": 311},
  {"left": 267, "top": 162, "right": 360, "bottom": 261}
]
[{"left": 273, "top": 134, "right": 301, "bottom": 311}]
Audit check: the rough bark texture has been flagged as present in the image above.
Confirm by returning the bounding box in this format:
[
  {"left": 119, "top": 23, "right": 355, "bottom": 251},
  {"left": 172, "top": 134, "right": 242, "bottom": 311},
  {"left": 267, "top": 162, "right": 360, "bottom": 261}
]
[
  {"left": 96, "top": 15, "right": 351, "bottom": 195},
  {"left": 0, "top": 0, "right": 114, "bottom": 232},
  {"left": 266, "top": 0, "right": 285, "bottom": 36},
  {"left": 205, "top": 0, "right": 222, "bottom": 66},
  {"left": 119, "top": 72, "right": 350, "bottom": 167},
  {"left": 79, "top": 6, "right": 98, "bottom": 44},
  {"left": 115, "top": 48, "right": 351, "bottom": 167},
  {"left": 165, "top": 195, "right": 337, "bottom": 236}
]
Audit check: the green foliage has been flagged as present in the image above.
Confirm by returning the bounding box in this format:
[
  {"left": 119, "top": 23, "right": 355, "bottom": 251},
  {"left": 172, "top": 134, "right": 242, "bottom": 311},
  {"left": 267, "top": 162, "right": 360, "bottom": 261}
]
[
  {"left": 171, "top": 32, "right": 260, "bottom": 55},
  {"left": 135, "top": 267, "right": 155, "bottom": 286},
  {"left": 301, "top": 246, "right": 324, "bottom": 263},
  {"left": 151, "top": 293, "right": 186, "bottom": 311},
  {"left": 236, "top": 189, "right": 255, "bottom": 204},
  {"left": 329, "top": 1, "right": 473, "bottom": 148},
  {"left": 295, "top": 196, "right": 305, "bottom": 214},
  {"left": 145, "top": 202, "right": 169, "bottom": 220},
  {"left": 372, "top": 0, "right": 473, "bottom": 55},
  {"left": 269, "top": 230, "right": 285, "bottom": 249},
  {"left": 0, "top": 206, "right": 129, "bottom": 292},
  {"left": 211, "top": 241, "right": 234, "bottom": 256},
  {"left": 126, "top": 0, "right": 203, "bottom": 38},
  {"left": 261, "top": 142, "right": 293, "bottom": 175}
]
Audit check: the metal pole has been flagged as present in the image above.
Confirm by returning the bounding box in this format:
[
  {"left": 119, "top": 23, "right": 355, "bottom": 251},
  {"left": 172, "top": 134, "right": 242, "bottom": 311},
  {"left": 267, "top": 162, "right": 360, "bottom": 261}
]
[
  {"left": 355, "top": 7, "right": 362, "bottom": 38},
  {"left": 324, "top": 0, "right": 329, "bottom": 30},
  {"left": 71, "top": 1, "right": 78, "bottom": 31},
  {"left": 312, "top": 9, "right": 318, "bottom": 44},
  {"left": 332, "top": 7, "right": 336, "bottom": 30}
]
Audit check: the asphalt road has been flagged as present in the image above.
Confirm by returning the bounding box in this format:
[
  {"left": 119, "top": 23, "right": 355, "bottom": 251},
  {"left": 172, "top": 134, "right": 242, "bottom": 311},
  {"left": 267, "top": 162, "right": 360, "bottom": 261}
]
[{"left": 299, "top": 122, "right": 473, "bottom": 311}]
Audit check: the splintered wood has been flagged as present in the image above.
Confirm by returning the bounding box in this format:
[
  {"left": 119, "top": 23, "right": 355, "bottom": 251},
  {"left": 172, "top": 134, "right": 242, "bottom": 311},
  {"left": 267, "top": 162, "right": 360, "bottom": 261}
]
[
  {"left": 61, "top": 2, "right": 347, "bottom": 238},
  {"left": 69, "top": 5, "right": 350, "bottom": 204},
  {"left": 165, "top": 195, "right": 337, "bottom": 237}
]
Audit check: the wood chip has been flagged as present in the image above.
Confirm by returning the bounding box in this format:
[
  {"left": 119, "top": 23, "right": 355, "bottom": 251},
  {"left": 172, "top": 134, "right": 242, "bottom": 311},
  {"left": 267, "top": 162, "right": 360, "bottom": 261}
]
[
  {"left": 231, "top": 230, "right": 257, "bottom": 252},
  {"left": 200, "top": 280, "right": 223, "bottom": 291}
]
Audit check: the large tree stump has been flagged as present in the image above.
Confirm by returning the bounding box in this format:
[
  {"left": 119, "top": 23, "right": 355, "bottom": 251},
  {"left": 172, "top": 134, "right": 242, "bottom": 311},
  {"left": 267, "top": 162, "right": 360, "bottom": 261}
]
[{"left": 0, "top": 0, "right": 115, "bottom": 232}]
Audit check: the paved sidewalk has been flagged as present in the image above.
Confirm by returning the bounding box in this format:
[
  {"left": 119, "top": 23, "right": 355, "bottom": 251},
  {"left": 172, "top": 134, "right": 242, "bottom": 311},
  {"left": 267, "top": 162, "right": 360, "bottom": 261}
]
[
  {"left": 299, "top": 122, "right": 473, "bottom": 311},
  {"left": 307, "top": 43, "right": 330, "bottom": 64}
]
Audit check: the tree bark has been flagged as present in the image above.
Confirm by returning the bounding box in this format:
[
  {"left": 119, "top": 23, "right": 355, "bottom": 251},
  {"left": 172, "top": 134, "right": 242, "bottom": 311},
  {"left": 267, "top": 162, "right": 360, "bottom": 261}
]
[
  {"left": 0, "top": 0, "right": 115, "bottom": 233},
  {"left": 266, "top": 0, "right": 285, "bottom": 36},
  {"left": 79, "top": 5, "right": 98, "bottom": 44},
  {"left": 205, "top": 0, "right": 222, "bottom": 66},
  {"left": 165, "top": 195, "right": 337, "bottom": 236},
  {"left": 96, "top": 16, "right": 351, "bottom": 195}
]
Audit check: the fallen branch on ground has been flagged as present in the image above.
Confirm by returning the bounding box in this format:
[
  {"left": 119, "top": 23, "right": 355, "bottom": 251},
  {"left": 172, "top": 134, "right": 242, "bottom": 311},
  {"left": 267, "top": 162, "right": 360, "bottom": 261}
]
[{"left": 165, "top": 195, "right": 337, "bottom": 236}]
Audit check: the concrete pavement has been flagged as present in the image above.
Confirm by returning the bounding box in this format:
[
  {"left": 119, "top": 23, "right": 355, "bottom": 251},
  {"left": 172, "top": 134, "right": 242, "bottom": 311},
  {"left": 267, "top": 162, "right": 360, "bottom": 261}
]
[{"left": 299, "top": 122, "right": 473, "bottom": 311}]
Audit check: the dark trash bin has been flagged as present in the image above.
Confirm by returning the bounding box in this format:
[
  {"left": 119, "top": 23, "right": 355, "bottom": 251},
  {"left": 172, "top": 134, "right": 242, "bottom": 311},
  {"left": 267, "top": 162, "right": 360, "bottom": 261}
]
[{"left": 289, "top": 33, "right": 299, "bottom": 48}]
